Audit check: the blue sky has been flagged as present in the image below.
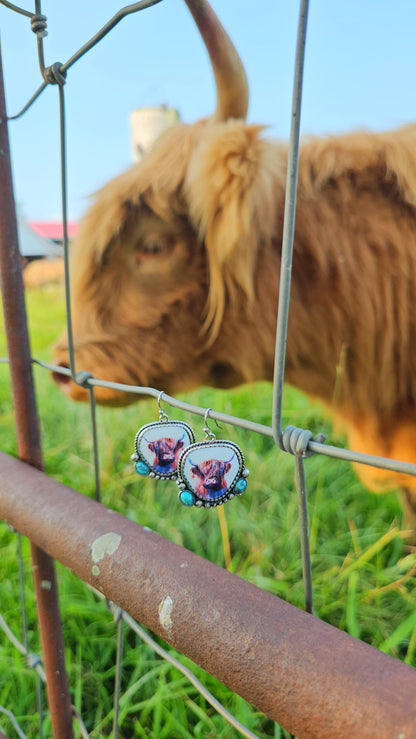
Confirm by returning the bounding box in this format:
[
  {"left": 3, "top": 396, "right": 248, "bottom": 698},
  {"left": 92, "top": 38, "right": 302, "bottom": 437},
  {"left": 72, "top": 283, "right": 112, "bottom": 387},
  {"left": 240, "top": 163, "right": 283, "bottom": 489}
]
[{"left": 1, "top": 0, "right": 415, "bottom": 222}]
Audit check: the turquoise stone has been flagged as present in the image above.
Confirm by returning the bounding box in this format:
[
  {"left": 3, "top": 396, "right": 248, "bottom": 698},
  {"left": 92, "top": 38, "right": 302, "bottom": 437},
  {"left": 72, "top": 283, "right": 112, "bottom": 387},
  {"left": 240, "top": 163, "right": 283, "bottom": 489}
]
[
  {"left": 179, "top": 490, "right": 195, "bottom": 507},
  {"left": 235, "top": 478, "right": 247, "bottom": 494},
  {"left": 135, "top": 461, "right": 149, "bottom": 476}
]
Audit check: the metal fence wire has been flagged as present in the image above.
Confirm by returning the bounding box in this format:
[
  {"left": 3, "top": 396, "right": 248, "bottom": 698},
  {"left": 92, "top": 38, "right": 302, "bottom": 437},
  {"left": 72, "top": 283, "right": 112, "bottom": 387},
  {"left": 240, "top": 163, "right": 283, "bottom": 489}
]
[{"left": 0, "top": 0, "right": 416, "bottom": 737}]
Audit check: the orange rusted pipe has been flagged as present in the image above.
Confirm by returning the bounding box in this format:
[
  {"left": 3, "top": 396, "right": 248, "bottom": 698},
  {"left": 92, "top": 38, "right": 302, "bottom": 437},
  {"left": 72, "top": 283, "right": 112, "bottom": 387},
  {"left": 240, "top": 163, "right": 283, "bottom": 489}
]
[{"left": 0, "top": 451, "right": 415, "bottom": 739}]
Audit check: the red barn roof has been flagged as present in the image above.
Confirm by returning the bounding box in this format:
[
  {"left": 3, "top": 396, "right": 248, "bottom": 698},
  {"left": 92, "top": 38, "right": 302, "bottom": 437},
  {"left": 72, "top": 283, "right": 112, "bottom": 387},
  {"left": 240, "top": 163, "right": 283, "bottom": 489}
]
[{"left": 29, "top": 221, "right": 78, "bottom": 240}]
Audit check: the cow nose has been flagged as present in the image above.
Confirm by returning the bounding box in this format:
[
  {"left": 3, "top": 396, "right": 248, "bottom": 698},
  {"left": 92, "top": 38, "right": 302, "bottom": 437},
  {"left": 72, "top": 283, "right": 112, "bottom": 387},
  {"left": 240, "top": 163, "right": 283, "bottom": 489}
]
[
  {"left": 52, "top": 362, "right": 72, "bottom": 388},
  {"left": 51, "top": 362, "right": 91, "bottom": 402}
]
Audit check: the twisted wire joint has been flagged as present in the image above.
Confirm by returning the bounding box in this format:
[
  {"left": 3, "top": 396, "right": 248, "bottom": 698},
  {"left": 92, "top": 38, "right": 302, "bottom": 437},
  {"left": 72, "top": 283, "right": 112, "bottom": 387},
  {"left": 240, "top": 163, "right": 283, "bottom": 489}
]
[
  {"left": 43, "top": 62, "right": 67, "bottom": 86},
  {"left": 281, "top": 425, "right": 326, "bottom": 458},
  {"left": 30, "top": 13, "right": 47, "bottom": 37}
]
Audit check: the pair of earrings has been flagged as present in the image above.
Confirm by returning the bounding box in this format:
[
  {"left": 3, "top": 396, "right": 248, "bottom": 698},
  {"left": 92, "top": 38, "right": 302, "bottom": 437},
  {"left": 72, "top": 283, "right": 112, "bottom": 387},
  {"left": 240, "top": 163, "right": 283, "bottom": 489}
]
[{"left": 131, "top": 393, "right": 249, "bottom": 508}]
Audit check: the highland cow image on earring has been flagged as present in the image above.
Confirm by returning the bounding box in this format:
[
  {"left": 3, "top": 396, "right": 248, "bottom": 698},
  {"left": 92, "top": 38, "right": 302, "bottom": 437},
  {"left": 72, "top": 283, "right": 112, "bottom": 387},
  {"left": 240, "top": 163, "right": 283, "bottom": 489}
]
[
  {"left": 133, "top": 421, "right": 195, "bottom": 480},
  {"left": 176, "top": 440, "right": 249, "bottom": 507}
]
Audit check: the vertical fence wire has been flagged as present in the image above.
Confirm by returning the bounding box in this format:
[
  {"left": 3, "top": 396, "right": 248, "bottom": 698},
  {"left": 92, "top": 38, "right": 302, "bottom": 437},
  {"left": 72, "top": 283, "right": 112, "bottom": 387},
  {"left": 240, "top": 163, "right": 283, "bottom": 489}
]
[
  {"left": 88, "top": 386, "right": 102, "bottom": 503},
  {"left": 272, "top": 0, "right": 309, "bottom": 446},
  {"left": 16, "top": 534, "right": 44, "bottom": 736},
  {"left": 16, "top": 534, "right": 29, "bottom": 655},
  {"left": 58, "top": 82, "right": 78, "bottom": 380},
  {"left": 269, "top": 0, "right": 313, "bottom": 615},
  {"left": 112, "top": 608, "right": 124, "bottom": 739},
  {"left": 35, "top": 676, "right": 43, "bottom": 739},
  {"left": 294, "top": 456, "right": 313, "bottom": 614}
]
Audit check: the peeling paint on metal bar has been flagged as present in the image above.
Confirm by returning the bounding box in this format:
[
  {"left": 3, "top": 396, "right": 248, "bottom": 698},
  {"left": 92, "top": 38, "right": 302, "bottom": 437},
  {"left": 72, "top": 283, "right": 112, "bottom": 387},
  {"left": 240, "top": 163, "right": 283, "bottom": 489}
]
[
  {"left": 91, "top": 532, "right": 122, "bottom": 563},
  {"left": 158, "top": 596, "right": 174, "bottom": 632}
]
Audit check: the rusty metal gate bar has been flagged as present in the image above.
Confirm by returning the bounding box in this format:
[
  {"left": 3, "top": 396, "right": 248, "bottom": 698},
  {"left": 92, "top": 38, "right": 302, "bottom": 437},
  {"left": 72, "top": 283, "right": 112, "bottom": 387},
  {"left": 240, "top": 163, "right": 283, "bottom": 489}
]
[
  {"left": 0, "top": 43, "right": 74, "bottom": 739},
  {"left": 0, "top": 451, "right": 415, "bottom": 739}
]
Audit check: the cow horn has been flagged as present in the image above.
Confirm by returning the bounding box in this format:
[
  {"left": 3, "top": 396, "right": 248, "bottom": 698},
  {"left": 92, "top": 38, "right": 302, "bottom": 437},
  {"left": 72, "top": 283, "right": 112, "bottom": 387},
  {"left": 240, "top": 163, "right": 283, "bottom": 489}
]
[
  {"left": 224, "top": 453, "right": 236, "bottom": 464},
  {"left": 183, "top": 0, "right": 249, "bottom": 122}
]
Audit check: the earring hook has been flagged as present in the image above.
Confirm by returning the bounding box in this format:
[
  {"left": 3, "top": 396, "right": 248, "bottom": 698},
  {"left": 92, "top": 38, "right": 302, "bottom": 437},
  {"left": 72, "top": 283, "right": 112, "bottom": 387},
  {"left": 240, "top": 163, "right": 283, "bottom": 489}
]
[
  {"left": 157, "top": 390, "right": 169, "bottom": 422},
  {"left": 203, "top": 408, "right": 217, "bottom": 440}
]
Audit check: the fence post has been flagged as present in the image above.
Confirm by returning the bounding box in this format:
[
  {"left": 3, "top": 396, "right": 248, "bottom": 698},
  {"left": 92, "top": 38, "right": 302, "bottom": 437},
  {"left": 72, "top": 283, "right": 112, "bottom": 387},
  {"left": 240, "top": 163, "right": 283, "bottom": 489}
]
[{"left": 0, "top": 43, "right": 74, "bottom": 738}]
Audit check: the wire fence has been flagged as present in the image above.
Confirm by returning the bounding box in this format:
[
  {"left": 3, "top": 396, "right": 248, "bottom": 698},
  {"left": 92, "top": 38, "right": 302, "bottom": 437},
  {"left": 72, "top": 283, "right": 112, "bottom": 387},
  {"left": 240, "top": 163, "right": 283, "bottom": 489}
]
[
  {"left": 0, "top": 571, "right": 260, "bottom": 739},
  {"left": 1, "top": 0, "right": 416, "bottom": 737}
]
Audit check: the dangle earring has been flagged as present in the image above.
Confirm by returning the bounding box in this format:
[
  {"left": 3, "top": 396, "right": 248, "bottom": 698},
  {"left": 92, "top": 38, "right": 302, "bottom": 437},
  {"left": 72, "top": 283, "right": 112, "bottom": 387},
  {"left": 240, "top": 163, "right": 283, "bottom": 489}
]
[
  {"left": 132, "top": 392, "right": 195, "bottom": 481},
  {"left": 176, "top": 409, "right": 249, "bottom": 508}
]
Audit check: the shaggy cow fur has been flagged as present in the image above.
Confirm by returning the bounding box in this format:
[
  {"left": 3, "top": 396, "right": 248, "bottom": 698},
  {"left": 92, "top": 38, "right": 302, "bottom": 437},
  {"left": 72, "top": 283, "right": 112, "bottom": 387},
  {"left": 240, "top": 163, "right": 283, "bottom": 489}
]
[{"left": 53, "top": 1, "right": 416, "bottom": 527}]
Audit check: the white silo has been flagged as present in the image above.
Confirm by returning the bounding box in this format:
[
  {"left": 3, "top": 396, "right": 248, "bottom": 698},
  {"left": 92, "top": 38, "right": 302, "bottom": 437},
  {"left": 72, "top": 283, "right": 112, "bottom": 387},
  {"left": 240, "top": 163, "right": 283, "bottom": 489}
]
[{"left": 129, "top": 105, "right": 180, "bottom": 162}]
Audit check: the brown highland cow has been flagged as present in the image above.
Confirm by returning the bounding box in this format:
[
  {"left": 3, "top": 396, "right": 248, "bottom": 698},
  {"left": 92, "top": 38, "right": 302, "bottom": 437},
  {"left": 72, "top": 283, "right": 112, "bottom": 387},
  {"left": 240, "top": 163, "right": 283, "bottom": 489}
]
[{"left": 53, "top": 0, "right": 416, "bottom": 526}]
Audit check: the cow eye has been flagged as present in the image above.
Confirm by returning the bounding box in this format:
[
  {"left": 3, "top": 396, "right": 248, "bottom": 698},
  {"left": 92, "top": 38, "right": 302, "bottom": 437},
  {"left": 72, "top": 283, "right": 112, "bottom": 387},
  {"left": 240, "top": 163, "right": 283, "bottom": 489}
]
[
  {"left": 142, "top": 241, "right": 163, "bottom": 255},
  {"left": 140, "top": 234, "right": 170, "bottom": 256}
]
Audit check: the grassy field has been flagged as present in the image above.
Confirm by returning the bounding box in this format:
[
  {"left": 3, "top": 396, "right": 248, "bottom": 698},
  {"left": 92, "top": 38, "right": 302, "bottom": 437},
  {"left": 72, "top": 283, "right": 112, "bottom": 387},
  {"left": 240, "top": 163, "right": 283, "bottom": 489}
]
[{"left": 0, "top": 283, "right": 415, "bottom": 738}]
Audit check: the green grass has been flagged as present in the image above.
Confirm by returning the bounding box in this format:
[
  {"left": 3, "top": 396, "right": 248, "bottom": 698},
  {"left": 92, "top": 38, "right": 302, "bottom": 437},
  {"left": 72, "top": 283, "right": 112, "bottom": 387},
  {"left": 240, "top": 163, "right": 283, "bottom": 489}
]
[{"left": 0, "top": 284, "right": 415, "bottom": 738}]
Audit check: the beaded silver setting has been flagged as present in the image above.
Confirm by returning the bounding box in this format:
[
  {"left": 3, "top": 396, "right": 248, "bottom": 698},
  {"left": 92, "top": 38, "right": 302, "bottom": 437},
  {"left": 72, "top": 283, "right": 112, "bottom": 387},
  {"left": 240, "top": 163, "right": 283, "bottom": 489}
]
[
  {"left": 132, "top": 420, "right": 195, "bottom": 481},
  {"left": 176, "top": 409, "right": 249, "bottom": 508},
  {"left": 132, "top": 392, "right": 195, "bottom": 481}
]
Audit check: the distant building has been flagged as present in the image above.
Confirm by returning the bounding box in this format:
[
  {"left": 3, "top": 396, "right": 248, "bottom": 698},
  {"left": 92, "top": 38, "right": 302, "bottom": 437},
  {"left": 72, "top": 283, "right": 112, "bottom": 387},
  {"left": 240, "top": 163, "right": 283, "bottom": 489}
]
[
  {"left": 17, "top": 217, "right": 63, "bottom": 262},
  {"left": 129, "top": 105, "right": 180, "bottom": 162},
  {"left": 29, "top": 221, "right": 78, "bottom": 247}
]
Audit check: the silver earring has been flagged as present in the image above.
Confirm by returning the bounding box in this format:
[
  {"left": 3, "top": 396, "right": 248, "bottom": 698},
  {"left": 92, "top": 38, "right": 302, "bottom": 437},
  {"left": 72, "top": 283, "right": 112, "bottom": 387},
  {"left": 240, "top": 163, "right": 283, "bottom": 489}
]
[
  {"left": 176, "top": 409, "right": 249, "bottom": 508},
  {"left": 132, "top": 392, "right": 195, "bottom": 481}
]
